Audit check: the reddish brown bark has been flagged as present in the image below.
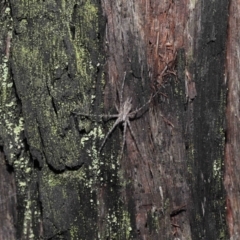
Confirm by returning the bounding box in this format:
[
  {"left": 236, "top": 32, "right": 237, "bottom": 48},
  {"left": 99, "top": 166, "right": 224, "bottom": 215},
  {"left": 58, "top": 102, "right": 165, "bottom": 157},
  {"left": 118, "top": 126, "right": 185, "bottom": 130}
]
[
  {"left": 101, "top": 1, "right": 192, "bottom": 239},
  {"left": 101, "top": 0, "right": 228, "bottom": 238},
  {"left": 145, "top": 0, "right": 189, "bottom": 86},
  {"left": 0, "top": 0, "right": 229, "bottom": 238},
  {"left": 225, "top": 0, "right": 240, "bottom": 237}
]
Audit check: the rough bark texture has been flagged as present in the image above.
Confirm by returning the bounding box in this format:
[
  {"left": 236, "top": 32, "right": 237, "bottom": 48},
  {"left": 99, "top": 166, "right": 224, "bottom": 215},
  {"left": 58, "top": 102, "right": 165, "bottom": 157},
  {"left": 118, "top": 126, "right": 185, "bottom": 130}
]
[
  {"left": 188, "top": 1, "right": 228, "bottom": 239},
  {"left": 0, "top": 2, "right": 17, "bottom": 239},
  {"left": 0, "top": 0, "right": 231, "bottom": 239},
  {"left": 0, "top": 152, "right": 17, "bottom": 240},
  {"left": 225, "top": 0, "right": 240, "bottom": 239}
]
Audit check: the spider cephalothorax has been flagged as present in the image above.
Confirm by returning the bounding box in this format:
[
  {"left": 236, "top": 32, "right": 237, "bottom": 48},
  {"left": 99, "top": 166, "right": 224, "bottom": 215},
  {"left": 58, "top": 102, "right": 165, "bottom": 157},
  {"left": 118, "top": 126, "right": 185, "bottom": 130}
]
[{"left": 118, "top": 97, "right": 133, "bottom": 121}]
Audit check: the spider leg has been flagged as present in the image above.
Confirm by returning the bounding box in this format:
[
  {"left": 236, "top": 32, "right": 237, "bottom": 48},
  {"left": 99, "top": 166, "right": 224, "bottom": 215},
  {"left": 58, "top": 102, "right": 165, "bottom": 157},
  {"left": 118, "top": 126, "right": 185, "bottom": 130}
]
[
  {"left": 102, "top": 114, "right": 119, "bottom": 120},
  {"left": 99, "top": 117, "right": 121, "bottom": 152},
  {"left": 74, "top": 112, "right": 119, "bottom": 121},
  {"left": 129, "top": 100, "right": 151, "bottom": 120},
  {"left": 119, "top": 121, "right": 127, "bottom": 159},
  {"left": 130, "top": 90, "right": 160, "bottom": 118},
  {"left": 126, "top": 119, "right": 144, "bottom": 159},
  {"left": 115, "top": 102, "right": 119, "bottom": 112},
  {"left": 119, "top": 72, "right": 126, "bottom": 106},
  {"left": 127, "top": 120, "right": 153, "bottom": 198},
  {"left": 73, "top": 112, "right": 92, "bottom": 117}
]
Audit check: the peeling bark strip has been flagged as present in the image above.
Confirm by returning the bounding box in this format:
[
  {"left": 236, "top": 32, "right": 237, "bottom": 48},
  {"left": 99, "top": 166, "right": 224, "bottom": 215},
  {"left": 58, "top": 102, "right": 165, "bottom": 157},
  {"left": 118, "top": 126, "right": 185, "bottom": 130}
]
[
  {"left": 145, "top": 0, "right": 188, "bottom": 85},
  {"left": 225, "top": 0, "right": 240, "bottom": 238}
]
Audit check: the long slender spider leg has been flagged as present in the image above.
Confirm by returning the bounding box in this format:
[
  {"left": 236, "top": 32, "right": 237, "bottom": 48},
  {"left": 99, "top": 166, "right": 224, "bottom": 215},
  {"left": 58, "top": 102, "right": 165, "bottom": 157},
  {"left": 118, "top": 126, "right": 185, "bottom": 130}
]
[
  {"left": 74, "top": 112, "right": 119, "bottom": 121},
  {"left": 130, "top": 106, "right": 148, "bottom": 119},
  {"left": 119, "top": 72, "right": 126, "bottom": 106},
  {"left": 99, "top": 118, "right": 121, "bottom": 152},
  {"left": 126, "top": 119, "right": 144, "bottom": 159},
  {"left": 130, "top": 100, "right": 151, "bottom": 119},
  {"left": 115, "top": 102, "right": 119, "bottom": 112},
  {"left": 127, "top": 121, "right": 153, "bottom": 198},
  {"left": 102, "top": 114, "right": 119, "bottom": 120},
  {"left": 120, "top": 121, "right": 127, "bottom": 159},
  {"left": 130, "top": 90, "right": 160, "bottom": 117},
  {"left": 73, "top": 112, "right": 92, "bottom": 117}
]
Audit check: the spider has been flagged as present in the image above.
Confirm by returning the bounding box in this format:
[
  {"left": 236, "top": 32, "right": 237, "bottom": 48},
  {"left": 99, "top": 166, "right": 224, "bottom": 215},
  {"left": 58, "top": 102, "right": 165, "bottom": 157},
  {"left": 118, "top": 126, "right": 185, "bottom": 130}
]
[{"left": 75, "top": 72, "right": 156, "bottom": 157}]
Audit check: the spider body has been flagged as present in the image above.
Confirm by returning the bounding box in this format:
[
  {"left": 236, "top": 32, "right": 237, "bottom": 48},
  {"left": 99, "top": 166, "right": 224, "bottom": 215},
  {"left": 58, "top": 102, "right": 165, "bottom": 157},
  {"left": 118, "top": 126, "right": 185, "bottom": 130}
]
[
  {"left": 75, "top": 72, "right": 156, "bottom": 157},
  {"left": 117, "top": 97, "right": 133, "bottom": 121},
  {"left": 99, "top": 96, "right": 138, "bottom": 154}
]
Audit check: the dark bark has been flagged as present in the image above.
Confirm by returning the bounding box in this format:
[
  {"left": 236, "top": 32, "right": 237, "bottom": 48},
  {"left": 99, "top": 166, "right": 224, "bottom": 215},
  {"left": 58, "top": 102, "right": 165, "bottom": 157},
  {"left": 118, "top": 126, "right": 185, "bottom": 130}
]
[
  {"left": 0, "top": 0, "right": 232, "bottom": 239},
  {"left": 225, "top": 1, "right": 240, "bottom": 238},
  {"left": 189, "top": 1, "right": 228, "bottom": 239},
  {"left": 0, "top": 152, "right": 17, "bottom": 240}
]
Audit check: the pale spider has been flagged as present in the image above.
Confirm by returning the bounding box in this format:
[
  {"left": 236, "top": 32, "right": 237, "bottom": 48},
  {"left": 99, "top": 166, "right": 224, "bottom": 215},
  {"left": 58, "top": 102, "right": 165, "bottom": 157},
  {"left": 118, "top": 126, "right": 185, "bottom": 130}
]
[{"left": 75, "top": 72, "right": 156, "bottom": 157}]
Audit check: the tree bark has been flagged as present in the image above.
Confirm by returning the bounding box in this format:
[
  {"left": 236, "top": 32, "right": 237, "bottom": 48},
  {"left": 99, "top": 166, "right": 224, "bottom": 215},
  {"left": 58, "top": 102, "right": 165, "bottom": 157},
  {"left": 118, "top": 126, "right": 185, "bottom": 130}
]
[
  {"left": 0, "top": 0, "right": 231, "bottom": 239},
  {"left": 225, "top": 1, "right": 240, "bottom": 239}
]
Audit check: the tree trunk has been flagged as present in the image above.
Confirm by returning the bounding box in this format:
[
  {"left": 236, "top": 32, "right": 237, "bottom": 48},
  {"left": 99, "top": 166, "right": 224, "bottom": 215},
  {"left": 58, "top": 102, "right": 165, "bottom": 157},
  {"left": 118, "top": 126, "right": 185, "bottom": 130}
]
[
  {"left": 0, "top": 0, "right": 232, "bottom": 239},
  {"left": 225, "top": 1, "right": 240, "bottom": 239}
]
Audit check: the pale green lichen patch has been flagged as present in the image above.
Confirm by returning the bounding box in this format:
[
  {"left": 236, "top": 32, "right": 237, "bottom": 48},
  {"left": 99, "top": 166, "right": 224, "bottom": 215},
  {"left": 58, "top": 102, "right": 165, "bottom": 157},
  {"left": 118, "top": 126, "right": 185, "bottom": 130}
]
[
  {"left": 10, "top": 0, "right": 103, "bottom": 170},
  {"left": 0, "top": 2, "right": 27, "bottom": 166},
  {"left": 0, "top": 3, "right": 38, "bottom": 238},
  {"left": 1, "top": 0, "right": 133, "bottom": 239},
  {"left": 98, "top": 209, "right": 133, "bottom": 240},
  {"left": 23, "top": 196, "right": 34, "bottom": 239},
  {"left": 121, "top": 211, "right": 133, "bottom": 239},
  {"left": 44, "top": 165, "right": 86, "bottom": 188},
  {"left": 213, "top": 158, "right": 222, "bottom": 179}
]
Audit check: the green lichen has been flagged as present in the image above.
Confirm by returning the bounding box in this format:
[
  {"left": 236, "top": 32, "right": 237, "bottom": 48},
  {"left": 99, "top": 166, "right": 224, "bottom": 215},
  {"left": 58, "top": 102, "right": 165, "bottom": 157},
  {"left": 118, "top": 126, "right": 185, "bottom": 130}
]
[
  {"left": 44, "top": 165, "right": 86, "bottom": 188},
  {"left": 70, "top": 225, "right": 78, "bottom": 239},
  {"left": 213, "top": 158, "right": 221, "bottom": 179},
  {"left": 100, "top": 209, "right": 133, "bottom": 240},
  {"left": 0, "top": 2, "right": 29, "bottom": 169},
  {"left": 1, "top": 0, "right": 132, "bottom": 239},
  {"left": 23, "top": 197, "right": 34, "bottom": 239},
  {"left": 147, "top": 209, "right": 160, "bottom": 235}
]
